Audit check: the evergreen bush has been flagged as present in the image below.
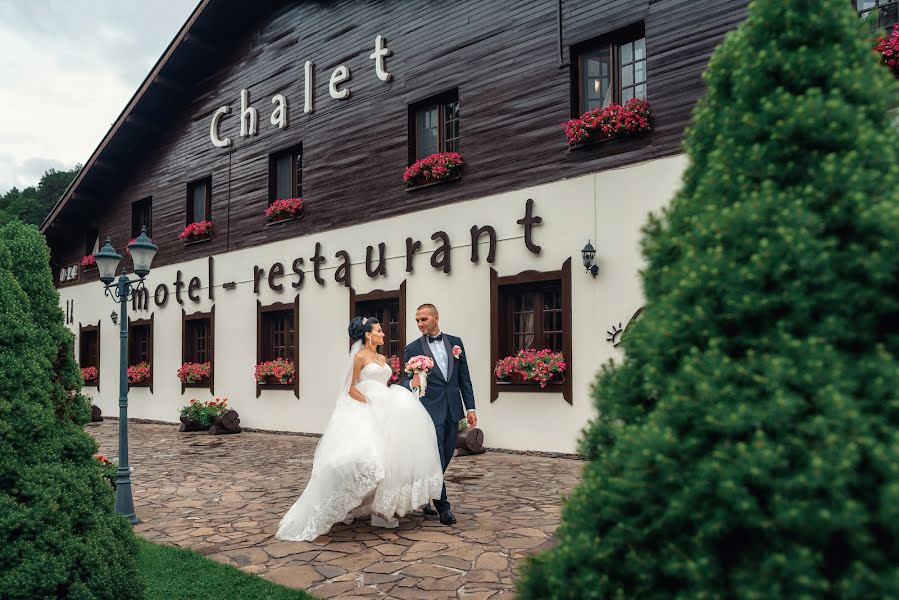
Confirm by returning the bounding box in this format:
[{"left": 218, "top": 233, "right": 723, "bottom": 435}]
[
  {"left": 519, "top": 1, "right": 899, "bottom": 597},
  {"left": 0, "top": 228, "right": 143, "bottom": 599}
]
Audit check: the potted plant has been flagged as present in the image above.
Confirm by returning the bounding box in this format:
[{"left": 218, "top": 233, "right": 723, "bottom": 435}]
[
  {"left": 403, "top": 152, "right": 463, "bottom": 190},
  {"left": 265, "top": 197, "right": 304, "bottom": 223},
  {"left": 177, "top": 361, "right": 212, "bottom": 384},
  {"left": 80, "top": 254, "right": 97, "bottom": 270},
  {"left": 254, "top": 358, "right": 295, "bottom": 385},
  {"left": 564, "top": 98, "right": 651, "bottom": 148},
  {"left": 179, "top": 220, "right": 213, "bottom": 243},
  {"left": 81, "top": 366, "right": 98, "bottom": 385},
  {"left": 127, "top": 361, "right": 151, "bottom": 385},
  {"left": 874, "top": 24, "right": 899, "bottom": 75},
  {"left": 179, "top": 397, "right": 229, "bottom": 432},
  {"left": 495, "top": 348, "right": 567, "bottom": 388}
]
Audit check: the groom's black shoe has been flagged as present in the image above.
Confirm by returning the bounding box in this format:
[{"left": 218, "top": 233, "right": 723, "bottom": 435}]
[
  {"left": 438, "top": 509, "right": 457, "bottom": 525},
  {"left": 422, "top": 504, "right": 438, "bottom": 516}
]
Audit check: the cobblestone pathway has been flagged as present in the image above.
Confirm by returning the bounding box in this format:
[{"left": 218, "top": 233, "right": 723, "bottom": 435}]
[{"left": 88, "top": 420, "right": 582, "bottom": 599}]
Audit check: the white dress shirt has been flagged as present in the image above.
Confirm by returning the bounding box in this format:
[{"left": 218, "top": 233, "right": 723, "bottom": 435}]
[{"left": 427, "top": 332, "right": 449, "bottom": 379}]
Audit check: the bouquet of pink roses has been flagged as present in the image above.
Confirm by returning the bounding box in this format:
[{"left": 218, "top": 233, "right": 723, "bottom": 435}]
[{"left": 404, "top": 355, "right": 435, "bottom": 398}]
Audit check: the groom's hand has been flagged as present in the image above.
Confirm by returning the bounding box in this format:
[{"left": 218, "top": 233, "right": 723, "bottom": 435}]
[{"left": 467, "top": 411, "right": 477, "bottom": 429}]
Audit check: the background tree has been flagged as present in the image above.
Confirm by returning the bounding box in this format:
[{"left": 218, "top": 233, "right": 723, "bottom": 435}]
[
  {"left": 0, "top": 165, "right": 80, "bottom": 227},
  {"left": 0, "top": 225, "right": 143, "bottom": 599},
  {"left": 519, "top": 0, "right": 899, "bottom": 597}
]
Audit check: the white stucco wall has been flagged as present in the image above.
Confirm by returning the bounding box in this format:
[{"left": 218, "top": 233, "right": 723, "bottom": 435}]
[{"left": 61, "top": 154, "right": 686, "bottom": 453}]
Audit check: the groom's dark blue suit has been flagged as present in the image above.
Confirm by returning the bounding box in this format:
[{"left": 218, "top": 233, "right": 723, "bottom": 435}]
[{"left": 402, "top": 333, "right": 475, "bottom": 513}]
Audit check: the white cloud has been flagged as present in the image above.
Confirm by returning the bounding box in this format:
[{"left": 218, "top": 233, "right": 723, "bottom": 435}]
[{"left": 0, "top": 0, "right": 198, "bottom": 194}]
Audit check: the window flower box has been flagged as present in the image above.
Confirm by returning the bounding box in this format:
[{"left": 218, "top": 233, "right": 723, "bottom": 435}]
[
  {"left": 266, "top": 197, "right": 304, "bottom": 224},
  {"left": 180, "top": 221, "right": 213, "bottom": 244},
  {"left": 254, "top": 358, "right": 295, "bottom": 385},
  {"left": 179, "top": 398, "right": 229, "bottom": 432},
  {"left": 875, "top": 24, "right": 899, "bottom": 75},
  {"left": 127, "top": 362, "right": 151, "bottom": 385},
  {"left": 403, "top": 152, "right": 463, "bottom": 190},
  {"left": 177, "top": 362, "right": 211, "bottom": 385},
  {"left": 387, "top": 354, "right": 402, "bottom": 385},
  {"left": 81, "top": 366, "right": 98, "bottom": 385},
  {"left": 124, "top": 237, "right": 137, "bottom": 256},
  {"left": 80, "top": 254, "right": 97, "bottom": 270},
  {"left": 564, "top": 98, "right": 651, "bottom": 148},
  {"left": 494, "top": 348, "right": 566, "bottom": 388}
]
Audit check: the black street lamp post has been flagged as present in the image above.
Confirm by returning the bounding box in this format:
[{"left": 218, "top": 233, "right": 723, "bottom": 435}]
[{"left": 92, "top": 227, "right": 158, "bottom": 525}]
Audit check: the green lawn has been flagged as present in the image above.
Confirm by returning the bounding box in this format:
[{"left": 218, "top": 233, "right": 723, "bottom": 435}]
[{"left": 138, "top": 539, "right": 316, "bottom": 600}]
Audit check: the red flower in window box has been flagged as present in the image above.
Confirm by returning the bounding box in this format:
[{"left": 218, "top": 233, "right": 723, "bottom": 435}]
[
  {"left": 177, "top": 362, "right": 211, "bottom": 384},
  {"left": 127, "top": 362, "right": 151, "bottom": 384},
  {"left": 81, "top": 366, "right": 98, "bottom": 384},
  {"left": 874, "top": 24, "right": 899, "bottom": 74},
  {"left": 179, "top": 221, "right": 213, "bottom": 241},
  {"left": 403, "top": 152, "right": 463, "bottom": 189},
  {"left": 124, "top": 238, "right": 137, "bottom": 256},
  {"left": 254, "top": 358, "right": 295, "bottom": 385},
  {"left": 80, "top": 254, "right": 97, "bottom": 269},
  {"left": 386, "top": 355, "right": 402, "bottom": 385},
  {"left": 563, "top": 98, "right": 651, "bottom": 147},
  {"left": 494, "top": 348, "right": 566, "bottom": 388},
  {"left": 266, "top": 198, "right": 304, "bottom": 223}
]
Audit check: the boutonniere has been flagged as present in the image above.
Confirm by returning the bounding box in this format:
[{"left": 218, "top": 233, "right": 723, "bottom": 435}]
[{"left": 452, "top": 345, "right": 462, "bottom": 359}]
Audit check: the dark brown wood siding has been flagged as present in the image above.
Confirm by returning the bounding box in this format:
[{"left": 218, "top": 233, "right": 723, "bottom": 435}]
[{"left": 49, "top": 0, "right": 748, "bottom": 277}]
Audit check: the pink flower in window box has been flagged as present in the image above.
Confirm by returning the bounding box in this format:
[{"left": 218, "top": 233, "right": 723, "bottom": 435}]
[
  {"left": 179, "top": 221, "right": 213, "bottom": 241},
  {"left": 265, "top": 197, "right": 304, "bottom": 223},
  {"left": 403, "top": 152, "right": 463, "bottom": 189},
  {"left": 563, "top": 98, "right": 650, "bottom": 147}
]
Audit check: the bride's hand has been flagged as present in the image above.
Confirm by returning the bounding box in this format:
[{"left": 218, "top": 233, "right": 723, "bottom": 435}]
[
  {"left": 354, "top": 395, "right": 368, "bottom": 404},
  {"left": 411, "top": 373, "right": 420, "bottom": 389}
]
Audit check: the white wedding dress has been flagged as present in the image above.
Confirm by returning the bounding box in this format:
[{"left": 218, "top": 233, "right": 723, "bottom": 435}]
[{"left": 276, "top": 357, "right": 444, "bottom": 541}]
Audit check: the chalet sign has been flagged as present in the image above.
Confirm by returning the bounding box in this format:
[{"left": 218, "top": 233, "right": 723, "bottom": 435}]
[
  {"left": 129, "top": 199, "right": 544, "bottom": 312},
  {"left": 209, "top": 35, "right": 392, "bottom": 148}
]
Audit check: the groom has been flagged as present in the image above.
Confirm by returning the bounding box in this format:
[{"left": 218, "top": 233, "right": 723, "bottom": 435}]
[{"left": 402, "top": 303, "right": 476, "bottom": 525}]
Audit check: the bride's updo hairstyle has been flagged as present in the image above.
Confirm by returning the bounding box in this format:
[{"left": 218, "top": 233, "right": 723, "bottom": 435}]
[{"left": 348, "top": 316, "right": 380, "bottom": 345}]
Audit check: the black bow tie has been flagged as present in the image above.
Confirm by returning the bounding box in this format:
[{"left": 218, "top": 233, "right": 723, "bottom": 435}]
[{"left": 427, "top": 334, "right": 443, "bottom": 343}]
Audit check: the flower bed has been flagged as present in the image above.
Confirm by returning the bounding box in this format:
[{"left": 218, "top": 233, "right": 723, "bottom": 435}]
[
  {"left": 495, "top": 348, "right": 566, "bottom": 388},
  {"left": 254, "top": 358, "right": 295, "bottom": 385},
  {"left": 403, "top": 152, "right": 463, "bottom": 189},
  {"left": 179, "top": 221, "right": 213, "bottom": 242},
  {"left": 81, "top": 366, "right": 98, "bottom": 385},
  {"left": 564, "top": 98, "right": 651, "bottom": 147},
  {"left": 266, "top": 198, "right": 304, "bottom": 223},
  {"left": 179, "top": 398, "right": 230, "bottom": 429},
  {"left": 127, "top": 361, "right": 151, "bottom": 384},
  {"left": 177, "top": 361, "right": 212, "bottom": 384},
  {"left": 387, "top": 354, "right": 401, "bottom": 385},
  {"left": 80, "top": 254, "right": 97, "bottom": 269},
  {"left": 875, "top": 24, "right": 899, "bottom": 74}
]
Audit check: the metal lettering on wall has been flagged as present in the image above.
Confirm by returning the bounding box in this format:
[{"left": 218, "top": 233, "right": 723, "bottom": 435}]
[
  {"left": 606, "top": 306, "right": 644, "bottom": 346},
  {"left": 131, "top": 199, "right": 543, "bottom": 312}
]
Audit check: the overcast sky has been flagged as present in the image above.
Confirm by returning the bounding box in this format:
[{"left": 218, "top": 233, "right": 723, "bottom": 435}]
[{"left": 0, "top": 1, "right": 198, "bottom": 194}]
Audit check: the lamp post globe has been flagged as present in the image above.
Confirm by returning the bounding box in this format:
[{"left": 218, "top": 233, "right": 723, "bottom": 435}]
[
  {"left": 127, "top": 227, "right": 157, "bottom": 277},
  {"left": 93, "top": 237, "right": 122, "bottom": 284}
]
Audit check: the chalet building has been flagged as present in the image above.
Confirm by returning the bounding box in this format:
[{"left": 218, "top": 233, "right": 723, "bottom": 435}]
[{"left": 41, "top": 0, "right": 765, "bottom": 453}]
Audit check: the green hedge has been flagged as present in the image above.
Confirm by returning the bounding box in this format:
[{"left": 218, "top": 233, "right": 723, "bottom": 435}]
[
  {"left": 0, "top": 223, "right": 144, "bottom": 599},
  {"left": 518, "top": 1, "right": 899, "bottom": 597}
]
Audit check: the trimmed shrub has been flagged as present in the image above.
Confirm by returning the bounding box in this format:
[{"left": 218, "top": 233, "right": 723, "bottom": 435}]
[
  {"left": 518, "top": 1, "right": 899, "bottom": 598},
  {"left": 0, "top": 231, "right": 144, "bottom": 598}
]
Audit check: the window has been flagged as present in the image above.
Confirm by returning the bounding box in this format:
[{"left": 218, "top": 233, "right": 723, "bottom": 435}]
[
  {"left": 256, "top": 298, "right": 299, "bottom": 397},
  {"left": 131, "top": 197, "right": 152, "bottom": 238},
  {"left": 857, "top": 0, "right": 899, "bottom": 30},
  {"left": 79, "top": 326, "right": 99, "bottom": 369},
  {"left": 187, "top": 177, "right": 211, "bottom": 223},
  {"left": 128, "top": 317, "right": 153, "bottom": 389},
  {"left": 490, "top": 260, "right": 572, "bottom": 402},
  {"left": 409, "top": 90, "right": 459, "bottom": 161},
  {"left": 269, "top": 144, "right": 302, "bottom": 202},
  {"left": 182, "top": 308, "right": 215, "bottom": 391},
  {"left": 351, "top": 283, "right": 406, "bottom": 358},
  {"left": 84, "top": 224, "right": 99, "bottom": 257},
  {"left": 575, "top": 25, "right": 646, "bottom": 114},
  {"left": 79, "top": 323, "right": 100, "bottom": 387}
]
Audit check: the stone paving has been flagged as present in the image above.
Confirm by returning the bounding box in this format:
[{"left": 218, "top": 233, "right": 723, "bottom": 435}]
[{"left": 87, "top": 420, "right": 583, "bottom": 599}]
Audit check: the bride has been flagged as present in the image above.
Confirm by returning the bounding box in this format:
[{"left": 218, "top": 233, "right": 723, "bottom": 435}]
[{"left": 276, "top": 316, "right": 444, "bottom": 541}]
